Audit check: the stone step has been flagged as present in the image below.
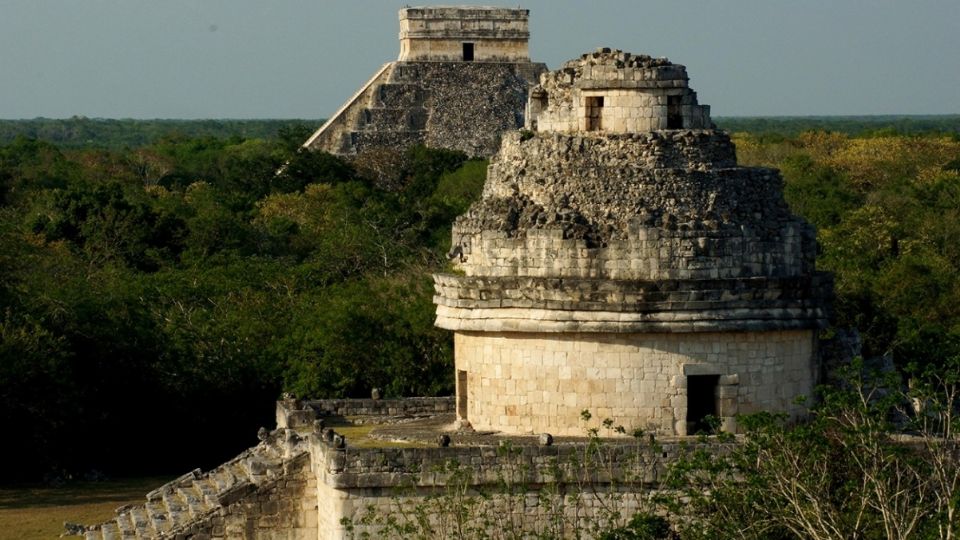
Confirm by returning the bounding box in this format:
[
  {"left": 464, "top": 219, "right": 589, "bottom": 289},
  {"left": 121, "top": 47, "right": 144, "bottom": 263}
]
[
  {"left": 84, "top": 529, "right": 101, "bottom": 540},
  {"left": 194, "top": 477, "right": 220, "bottom": 507},
  {"left": 145, "top": 500, "right": 171, "bottom": 535},
  {"left": 100, "top": 521, "right": 121, "bottom": 540},
  {"left": 128, "top": 505, "right": 155, "bottom": 537},
  {"left": 114, "top": 511, "right": 136, "bottom": 537},
  {"left": 359, "top": 107, "right": 428, "bottom": 131},
  {"left": 389, "top": 64, "right": 422, "bottom": 82},
  {"left": 229, "top": 460, "right": 255, "bottom": 485},
  {"left": 176, "top": 483, "right": 211, "bottom": 519},
  {"left": 162, "top": 488, "right": 190, "bottom": 526},
  {"left": 240, "top": 455, "right": 273, "bottom": 481},
  {"left": 374, "top": 83, "right": 426, "bottom": 108},
  {"left": 211, "top": 466, "right": 237, "bottom": 493}
]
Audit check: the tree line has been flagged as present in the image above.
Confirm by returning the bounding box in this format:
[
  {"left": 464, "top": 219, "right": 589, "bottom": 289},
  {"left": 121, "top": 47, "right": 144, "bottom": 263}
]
[
  {"left": 0, "top": 125, "right": 483, "bottom": 482},
  {"left": 1, "top": 119, "right": 958, "bottom": 485}
]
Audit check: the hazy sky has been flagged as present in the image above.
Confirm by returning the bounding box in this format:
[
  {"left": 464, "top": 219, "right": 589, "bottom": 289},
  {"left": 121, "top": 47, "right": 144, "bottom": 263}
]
[{"left": 2, "top": 0, "right": 959, "bottom": 119}]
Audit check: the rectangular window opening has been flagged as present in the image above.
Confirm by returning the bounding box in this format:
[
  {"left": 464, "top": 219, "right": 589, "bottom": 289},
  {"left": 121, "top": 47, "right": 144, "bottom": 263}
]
[
  {"left": 667, "top": 95, "right": 683, "bottom": 129},
  {"left": 585, "top": 96, "right": 604, "bottom": 131},
  {"left": 462, "top": 42, "right": 474, "bottom": 62},
  {"left": 686, "top": 375, "right": 720, "bottom": 434}
]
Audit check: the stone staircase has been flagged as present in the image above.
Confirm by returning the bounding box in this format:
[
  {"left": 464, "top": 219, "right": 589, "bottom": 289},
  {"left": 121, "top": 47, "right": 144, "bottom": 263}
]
[{"left": 82, "top": 431, "right": 304, "bottom": 540}]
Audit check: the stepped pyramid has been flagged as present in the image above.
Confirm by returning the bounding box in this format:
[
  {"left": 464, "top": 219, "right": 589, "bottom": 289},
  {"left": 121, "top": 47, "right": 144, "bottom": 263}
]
[{"left": 302, "top": 7, "right": 546, "bottom": 157}]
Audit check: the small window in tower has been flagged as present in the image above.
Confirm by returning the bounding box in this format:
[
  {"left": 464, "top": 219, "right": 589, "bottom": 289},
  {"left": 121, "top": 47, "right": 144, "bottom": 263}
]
[
  {"left": 667, "top": 95, "right": 683, "bottom": 129},
  {"left": 462, "top": 42, "right": 474, "bottom": 62}
]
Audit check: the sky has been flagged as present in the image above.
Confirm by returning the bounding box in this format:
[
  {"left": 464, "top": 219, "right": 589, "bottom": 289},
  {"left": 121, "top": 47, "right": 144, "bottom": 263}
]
[{"left": 2, "top": 0, "right": 959, "bottom": 119}]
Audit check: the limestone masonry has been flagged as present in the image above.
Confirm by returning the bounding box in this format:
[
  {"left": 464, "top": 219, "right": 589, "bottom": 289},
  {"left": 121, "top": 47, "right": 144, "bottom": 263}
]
[
  {"left": 302, "top": 7, "right": 546, "bottom": 157},
  {"left": 82, "top": 13, "right": 835, "bottom": 540},
  {"left": 433, "top": 47, "right": 833, "bottom": 437}
]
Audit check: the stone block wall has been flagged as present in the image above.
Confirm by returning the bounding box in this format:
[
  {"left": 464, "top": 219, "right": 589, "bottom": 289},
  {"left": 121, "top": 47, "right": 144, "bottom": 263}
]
[
  {"left": 526, "top": 49, "right": 711, "bottom": 133},
  {"left": 306, "top": 397, "right": 455, "bottom": 418},
  {"left": 533, "top": 88, "right": 710, "bottom": 133},
  {"left": 312, "top": 437, "right": 730, "bottom": 539},
  {"left": 453, "top": 330, "right": 816, "bottom": 436},
  {"left": 156, "top": 453, "right": 318, "bottom": 540},
  {"left": 399, "top": 7, "right": 531, "bottom": 62}
]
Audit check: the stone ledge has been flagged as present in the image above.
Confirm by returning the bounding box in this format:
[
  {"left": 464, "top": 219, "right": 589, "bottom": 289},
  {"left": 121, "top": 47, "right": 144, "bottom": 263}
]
[
  {"left": 312, "top": 435, "right": 732, "bottom": 489},
  {"left": 435, "top": 307, "right": 826, "bottom": 333},
  {"left": 306, "top": 397, "right": 455, "bottom": 419},
  {"left": 433, "top": 273, "right": 832, "bottom": 330}
]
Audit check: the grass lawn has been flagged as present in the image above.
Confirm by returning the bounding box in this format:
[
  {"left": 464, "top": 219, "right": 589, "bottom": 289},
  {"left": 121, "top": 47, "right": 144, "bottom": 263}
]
[{"left": 0, "top": 477, "right": 171, "bottom": 540}]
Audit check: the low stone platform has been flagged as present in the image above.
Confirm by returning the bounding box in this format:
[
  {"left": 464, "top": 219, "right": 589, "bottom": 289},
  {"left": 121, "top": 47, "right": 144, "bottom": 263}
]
[{"left": 81, "top": 396, "right": 731, "bottom": 540}]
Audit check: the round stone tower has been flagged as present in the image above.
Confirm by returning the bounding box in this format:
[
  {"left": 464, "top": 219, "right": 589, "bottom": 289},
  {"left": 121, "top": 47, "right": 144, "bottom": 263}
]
[{"left": 433, "top": 49, "right": 832, "bottom": 437}]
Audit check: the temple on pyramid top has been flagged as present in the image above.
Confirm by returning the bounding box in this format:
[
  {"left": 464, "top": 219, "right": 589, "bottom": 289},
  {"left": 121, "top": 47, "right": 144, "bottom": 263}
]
[
  {"left": 398, "top": 6, "right": 532, "bottom": 62},
  {"left": 302, "top": 6, "right": 545, "bottom": 157}
]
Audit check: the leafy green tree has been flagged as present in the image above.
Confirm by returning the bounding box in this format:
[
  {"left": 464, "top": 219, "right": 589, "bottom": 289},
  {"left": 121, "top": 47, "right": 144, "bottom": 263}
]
[{"left": 282, "top": 273, "right": 452, "bottom": 399}]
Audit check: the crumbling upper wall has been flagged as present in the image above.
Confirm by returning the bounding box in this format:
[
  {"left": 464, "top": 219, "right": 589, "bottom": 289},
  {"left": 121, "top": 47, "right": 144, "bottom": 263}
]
[
  {"left": 527, "top": 48, "right": 712, "bottom": 133},
  {"left": 399, "top": 6, "right": 531, "bottom": 62}
]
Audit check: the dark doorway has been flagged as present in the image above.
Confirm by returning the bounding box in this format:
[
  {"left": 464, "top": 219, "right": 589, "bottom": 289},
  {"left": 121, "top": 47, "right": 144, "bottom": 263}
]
[
  {"left": 687, "top": 375, "right": 719, "bottom": 434},
  {"left": 462, "top": 42, "right": 474, "bottom": 61},
  {"left": 667, "top": 95, "right": 683, "bottom": 129},
  {"left": 585, "top": 96, "right": 604, "bottom": 131},
  {"left": 457, "top": 370, "right": 468, "bottom": 420}
]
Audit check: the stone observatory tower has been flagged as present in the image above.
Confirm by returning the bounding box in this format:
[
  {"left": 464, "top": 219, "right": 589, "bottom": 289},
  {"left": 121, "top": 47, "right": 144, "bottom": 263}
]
[
  {"left": 303, "top": 6, "right": 547, "bottom": 157},
  {"left": 433, "top": 49, "right": 832, "bottom": 437}
]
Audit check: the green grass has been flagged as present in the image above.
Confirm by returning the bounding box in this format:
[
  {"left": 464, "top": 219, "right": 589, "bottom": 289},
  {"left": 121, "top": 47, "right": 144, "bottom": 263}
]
[
  {"left": 0, "top": 477, "right": 171, "bottom": 540},
  {"left": 329, "top": 419, "right": 429, "bottom": 448}
]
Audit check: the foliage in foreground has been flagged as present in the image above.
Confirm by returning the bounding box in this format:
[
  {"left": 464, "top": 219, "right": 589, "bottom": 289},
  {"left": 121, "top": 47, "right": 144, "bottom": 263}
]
[
  {"left": 342, "top": 422, "right": 674, "bottom": 540},
  {"left": 668, "top": 360, "right": 960, "bottom": 540},
  {"left": 339, "top": 364, "right": 959, "bottom": 540}
]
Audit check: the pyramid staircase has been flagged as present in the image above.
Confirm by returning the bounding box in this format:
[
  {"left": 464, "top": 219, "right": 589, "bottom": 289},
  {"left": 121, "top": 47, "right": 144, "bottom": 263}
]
[{"left": 82, "top": 431, "right": 307, "bottom": 540}]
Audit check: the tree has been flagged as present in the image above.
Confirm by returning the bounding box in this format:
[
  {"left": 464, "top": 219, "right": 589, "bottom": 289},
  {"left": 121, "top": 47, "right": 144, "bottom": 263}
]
[{"left": 667, "top": 360, "right": 960, "bottom": 540}]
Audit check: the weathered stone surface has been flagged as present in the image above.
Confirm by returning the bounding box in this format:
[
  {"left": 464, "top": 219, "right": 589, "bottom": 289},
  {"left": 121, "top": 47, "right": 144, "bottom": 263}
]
[
  {"left": 432, "top": 50, "right": 833, "bottom": 438},
  {"left": 399, "top": 7, "right": 532, "bottom": 63},
  {"left": 527, "top": 48, "right": 710, "bottom": 133},
  {"left": 84, "top": 430, "right": 315, "bottom": 540},
  {"left": 303, "top": 8, "right": 547, "bottom": 158}
]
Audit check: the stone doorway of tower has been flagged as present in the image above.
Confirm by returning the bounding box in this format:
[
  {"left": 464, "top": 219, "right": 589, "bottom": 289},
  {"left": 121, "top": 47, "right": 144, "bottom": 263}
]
[
  {"left": 462, "top": 42, "right": 474, "bottom": 61},
  {"left": 680, "top": 365, "right": 740, "bottom": 436}
]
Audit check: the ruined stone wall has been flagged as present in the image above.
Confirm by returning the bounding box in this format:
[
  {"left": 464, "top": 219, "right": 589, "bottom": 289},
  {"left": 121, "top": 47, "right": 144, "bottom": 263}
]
[
  {"left": 313, "top": 438, "right": 713, "bottom": 539},
  {"left": 306, "top": 396, "right": 454, "bottom": 418},
  {"left": 399, "top": 39, "right": 529, "bottom": 63},
  {"left": 527, "top": 49, "right": 711, "bottom": 133},
  {"left": 451, "top": 131, "right": 817, "bottom": 280},
  {"left": 433, "top": 273, "right": 832, "bottom": 333},
  {"left": 454, "top": 330, "right": 815, "bottom": 437},
  {"left": 168, "top": 453, "right": 318, "bottom": 540}
]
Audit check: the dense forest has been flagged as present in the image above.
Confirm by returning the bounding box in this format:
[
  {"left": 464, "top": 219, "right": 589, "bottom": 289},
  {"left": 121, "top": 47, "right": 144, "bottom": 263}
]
[
  {"left": 0, "top": 123, "right": 483, "bottom": 482},
  {"left": 1, "top": 117, "right": 959, "bottom": 484}
]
